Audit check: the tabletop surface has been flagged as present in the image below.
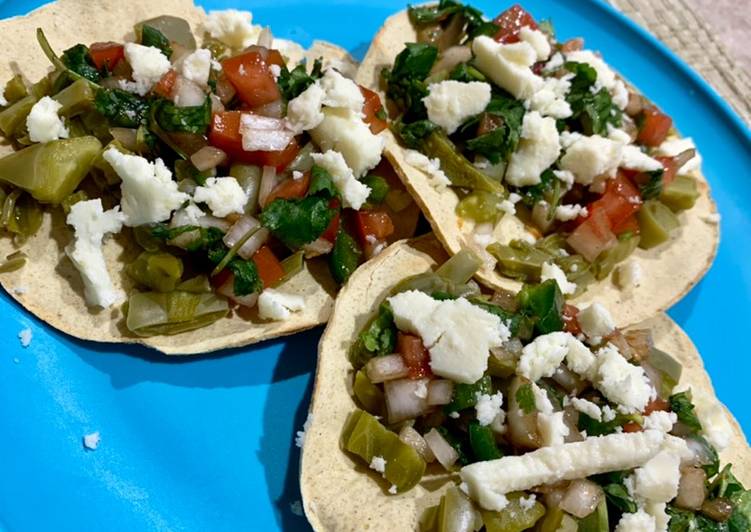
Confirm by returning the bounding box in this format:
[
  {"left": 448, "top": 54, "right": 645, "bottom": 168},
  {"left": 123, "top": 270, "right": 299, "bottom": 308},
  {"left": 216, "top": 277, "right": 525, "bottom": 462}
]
[{"left": 0, "top": 0, "right": 749, "bottom": 531}]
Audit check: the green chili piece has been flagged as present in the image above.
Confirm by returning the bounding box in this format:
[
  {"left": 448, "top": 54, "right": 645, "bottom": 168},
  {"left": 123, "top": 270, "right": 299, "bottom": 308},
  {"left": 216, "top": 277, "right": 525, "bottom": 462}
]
[
  {"left": 486, "top": 241, "right": 550, "bottom": 282},
  {"left": 660, "top": 175, "right": 699, "bottom": 211},
  {"left": 229, "top": 164, "right": 262, "bottom": 213},
  {"left": 435, "top": 248, "right": 482, "bottom": 285},
  {"left": 577, "top": 498, "right": 609, "bottom": 532},
  {"left": 430, "top": 487, "right": 482, "bottom": 532},
  {"left": 275, "top": 250, "right": 304, "bottom": 287},
  {"left": 446, "top": 375, "right": 491, "bottom": 413},
  {"left": 480, "top": 493, "right": 546, "bottom": 532},
  {"left": 637, "top": 199, "right": 680, "bottom": 249},
  {"left": 0, "top": 251, "right": 27, "bottom": 273},
  {"left": 0, "top": 136, "right": 101, "bottom": 203},
  {"left": 421, "top": 131, "right": 504, "bottom": 193},
  {"left": 176, "top": 275, "right": 212, "bottom": 294},
  {"left": 61, "top": 190, "right": 89, "bottom": 214},
  {"left": 353, "top": 370, "right": 385, "bottom": 417},
  {"left": 456, "top": 190, "right": 505, "bottom": 224},
  {"left": 342, "top": 409, "right": 425, "bottom": 492},
  {"left": 329, "top": 230, "right": 361, "bottom": 284},
  {"left": 647, "top": 347, "right": 683, "bottom": 399},
  {"left": 127, "top": 251, "right": 184, "bottom": 292},
  {"left": 4, "top": 75, "right": 28, "bottom": 104},
  {"left": 0, "top": 95, "right": 37, "bottom": 137},
  {"left": 468, "top": 421, "right": 503, "bottom": 461},
  {"left": 591, "top": 233, "right": 639, "bottom": 280},
  {"left": 362, "top": 174, "right": 390, "bottom": 204},
  {"left": 126, "top": 291, "right": 229, "bottom": 337},
  {"left": 53, "top": 78, "right": 95, "bottom": 117},
  {"left": 135, "top": 16, "right": 196, "bottom": 51}
]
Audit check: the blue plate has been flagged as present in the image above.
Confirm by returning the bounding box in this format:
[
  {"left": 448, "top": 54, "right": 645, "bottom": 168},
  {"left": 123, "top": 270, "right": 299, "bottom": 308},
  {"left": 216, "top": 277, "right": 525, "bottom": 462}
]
[{"left": 0, "top": 0, "right": 749, "bottom": 530}]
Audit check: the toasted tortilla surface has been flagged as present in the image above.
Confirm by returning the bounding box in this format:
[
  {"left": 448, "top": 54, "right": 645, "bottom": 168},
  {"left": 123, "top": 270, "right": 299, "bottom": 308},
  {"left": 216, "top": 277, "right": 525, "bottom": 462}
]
[
  {"left": 356, "top": 10, "right": 719, "bottom": 328},
  {"left": 300, "top": 236, "right": 748, "bottom": 531},
  {"left": 0, "top": 0, "right": 357, "bottom": 354}
]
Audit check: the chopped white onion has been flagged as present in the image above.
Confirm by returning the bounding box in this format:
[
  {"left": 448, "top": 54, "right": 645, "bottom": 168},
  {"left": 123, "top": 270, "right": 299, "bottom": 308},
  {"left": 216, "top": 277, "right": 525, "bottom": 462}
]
[
  {"left": 424, "top": 428, "right": 459, "bottom": 471},
  {"left": 239, "top": 114, "right": 295, "bottom": 152},
  {"left": 237, "top": 227, "right": 269, "bottom": 260},
  {"left": 559, "top": 479, "right": 603, "bottom": 518},
  {"left": 215, "top": 77, "right": 236, "bottom": 104},
  {"left": 673, "top": 148, "right": 697, "bottom": 171},
  {"left": 224, "top": 215, "right": 261, "bottom": 249},
  {"left": 365, "top": 354, "right": 409, "bottom": 384},
  {"left": 303, "top": 237, "right": 333, "bottom": 258},
  {"left": 173, "top": 76, "right": 207, "bottom": 107},
  {"left": 430, "top": 45, "right": 472, "bottom": 75},
  {"left": 210, "top": 94, "right": 225, "bottom": 114},
  {"left": 253, "top": 99, "right": 285, "bottom": 119},
  {"left": 384, "top": 378, "right": 430, "bottom": 424},
  {"left": 257, "top": 27, "right": 274, "bottom": 49},
  {"left": 258, "top": 165, "right": 279, "bottom": 208},
  {"left": 675, "top": 467, "right": 707, "bottom": 510},
  {"left": 427, "top": 379, "right": 454, "bottom": 406},
  {"left": 399, "top": 426, "right": 435, "bottom": 463},
  {"left": 190, "top": 146, "right": 227, "bottom": 172}
]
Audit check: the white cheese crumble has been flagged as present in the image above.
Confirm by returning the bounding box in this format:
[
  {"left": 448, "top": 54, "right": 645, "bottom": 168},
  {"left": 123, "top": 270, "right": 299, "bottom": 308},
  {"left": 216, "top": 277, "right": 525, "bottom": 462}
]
[
  {"left": 83, "top": 431, "right": 101, "bottom": 450},
  {"left": 18, "top": 327, "right": 32, "bottom": 348},
  {"left": 594, "top": 344, "right": 654, "bottom": 413},
  {"left": 602, "top": 405, "right": 617, "bottom": 422},
  {"left": 310, "top": 150, "right": 371, "bottom": 209},
  {"left": 123, "top": 43, "right": 172, "bottom": 96},
  {"left": 475, "top": 391, "right": 504, "bottom": 426},
  {"left": 13, "top": 285, "right": 28, "bottom": 295},
  {"left": 702, "top": 213, "right": 721, "bottom": 225},
  {"left": 193, "top": 177, "right": 248, "bottom": 217},
  {"left": 607, "top": 124, "right": 633, "bottom": 144},
  {"left": 460, "top": 430, "right": 666, "bottom": 511},
  {"left": 505, "top": 111, "right": 560, "bottom": 187},
  {"left": 577, "top": 303, "right": 615, "bottom": 339},
  {"left": 538, "top": 410, "right": 570, "bottom": 447},
  {"left": 559, "top": 134, "right": 623, "bottom": 185},
  {"left": 387, "top": 290, "right": 510, "bottom": 384},
  {"left": 310, "top": 107, "right": 384, "bottom": 177},
  {"left": 204, "top": 9, "right": 262, "bottom": 49},
  {"left": 26, "top": 96, "right": 69, "bottom": 143},
  {"left": 258, "top": 288, "right": 305, "bottom": 321},
  {"left": 554, "top": 169, "right": 575, "bottom": 187},
  {"left": 531, "top": 383, "right": 554, "bottom": 414},
  {"left": 472, "top": 36, "right": 542, "bottom": 100},
  {"left": 295, "top": 413, "right": 313, "bottom": 448},
  {"left": 181, "top": 48, "right": 212, "bottom": 87},
  {"left": 519, "top": 27, "right": 551, "bottom": 61},
  {"left": 403, "top": 149, "right": 451, "bottom": 189},
  {"left": 632, "top": 449, "right": 682, "bottom": 503},
  {"left": 519, "top": 494, "right": 537, "bottom": 510},
  {"left": 527, "top": 77, "right": 572, "bottom": 119},
  {"left": 369, "top": 455, "right": 386, "bottom": 474},
  {"left": 554, "top": 204, "right": 588, "bottom": 221},
  {"left": 617, "top": 261, "right": 643, "bottom": 289},
  {"left": 103, "top": 148, "right": 189, "bottom": 226},
  {"left": 388, "top": 485, "right": 398, "bottom": 495},
  {"left": 65, "top": 199, "right": 126, "bottom": 308},
  {"left": 571, "top": 397, "right": 602, "bottom": 421},
  {"left": 655, "top": 137, "right": 702, "bottom": 173},
  {"left": 643, "top": 411, "right": 677, "bottom": 433},
  {"left": 620, "top": 145, "right": 663, "bottom": 172},
  {"left": 319, "top": 68, "right": 365, "bottom": 112},
  {"left": 693, "top": 390, "right": 733, "bottom": 451},
  {"left": 423, "top": 80, "right": 492, "bottom": 135},
  {"left": 541, "top": 261, "right": 576, "bottom": 295},
  {"left": 170, "top": 202, "right": 205, "bottom": 227},
  {"left": 518, "top": 331, "right": 570, "bottom": 381},
  {"left": 614, "top": 509, "right": 657, "bottom": 532},
  {"left": 289, "top": 500, "right": 304, "bottom": 516},
  {"left": 611, "top": 80, "right": 629, "bottom": 110},
  {"left": 286, "top": 83, "right": 326, "bottom": 133},
  {"left": 414, "top": 380, "right": 428, "bottom": 399}
]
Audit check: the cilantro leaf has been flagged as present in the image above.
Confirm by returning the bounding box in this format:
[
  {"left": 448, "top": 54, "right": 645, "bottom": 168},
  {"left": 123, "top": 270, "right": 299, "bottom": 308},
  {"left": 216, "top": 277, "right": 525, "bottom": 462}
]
[
  {"left": 449, "top": 62, "right": 488, "bottom": 83},
  {"left": 260, "top": 195, "right": 337, "bottom": 249},
  {"left": 729, "top": 489, "right": 751, "bottom": 532},
  {"left": 565, "top": 61, "right": 597, "bottom": 92},
  {"left": 394, "top": 119, "right": 439, "bottom": 148},
  {"left": 308, "top": 165, "right": 339, "bottom": 198},
  {"left": 95, "top": 88, "right": 150, "bottom": 128},
  {"left": 519, "top": 168, "right": 559, "bottom": 207},
  {"left": 518, "top": 279, "right": 564, "bottom": 335},
  {"left": 446, "top": 375, "right": 492, "bottom": 413},
  {"left": 669, "top": 390, "right": 703, "bottom": 434},
  {"left": 350, "top": 302, "right": 397, "bottom": 368},
  {"left": 154, "top": 97, "right": 211, "bottom": 134},
  {"left": 61, "top": 44, "right": 101, "bottom": 83},
  {"left": 564, "top": 61, "right": 622, "bottom": 135},
  {"left": 515, "top": 383, "right": 537, "bottom": 415},
  {"left": 667, "top": 505, "right": 727, "bottom": 531},
  {"left": 603, "top": 483, "right": 638, "bottom": 514},
  {"left": 329, "top": 230, "right": 361, "bottom": 284},
  {"left": 710, "top": 465, "right": 746, "bottom": 500},
  {"left": 277, "top": 58, "right": 323, "bottom": 101},
  {"left": 227, "top": 258, "right": 262, "bottom": 296},
  {"left": 639, "top": 169, "right": 665, "bottom": 200},
  {"left": 463, "top": 95, "right": 525, "bottom": 164},
  {"left": 408, "top": 0, "right": 463, "bottom": 26},
  {"left": 141, "top": 25, "right": 173, "bottom": 58},
  {"left": 383, "top": 43, "right": 437, "bottom": 120}
]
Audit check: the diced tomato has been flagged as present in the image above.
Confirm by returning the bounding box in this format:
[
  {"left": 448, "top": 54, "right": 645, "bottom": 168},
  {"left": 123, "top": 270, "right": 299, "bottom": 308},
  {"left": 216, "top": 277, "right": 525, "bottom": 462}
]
[
  {"left": 264, "top": 49, "right": 286, "bottom": 69},
  {"left": 492, "top": 5, "right": 538, "bottom": 43},
  {"left": 560, "top": 37, "right": 584, "bottom": 53},
  {"left": 359, "top": 86, "right": 388, "bottom": 134},
  {"left": 221, "top": 51, "right": 281, "bottom": 107},
  {"left": 611, "top": 214, "right": 640, "bottom": 236},
  {"left": 656, "top": 156, "right": 679, "bottom": 187},
  {"left": 622, "top": 421, "right": 642, "bottom": 433},
  {"left": 587, "top": 174, "right": 642, "bottom": 229},
  {"left": 397, "top": 333, "right": 432, "bottom": 379},
  {"left": 567, "top": 207, "right": 617, "bottom": 262},
  {"left": 152, "top": 69, "right": 177, "bottom": 98},
  {"left": 643, "top": 397, "right": 669, "bottom": 416},
  {"left": 562, "top": 304, "right": 582, "bottom": 335},
  {"left": 211, "top": 268, "right": 232, "bottom": 289},
  {"left": 321, "top": 200, "right": 341, "bottom": 243},
  {"left": 208, "top": 111, "right": 300, "bottom": 171},
  {"left": 252, "top": 245, "right": 285, "bottom": 288},
  {"left": 89, "top": 42, "right": 124, "bottom": 71},
  {"left": 265, "top": 171, "right": 311, "bottom": 205},
  {"left": 354, "top": 211, "right": 395, "bottom": 246},
  {"left": 637, "top": 105, "right": 672, "bottom": 147}
]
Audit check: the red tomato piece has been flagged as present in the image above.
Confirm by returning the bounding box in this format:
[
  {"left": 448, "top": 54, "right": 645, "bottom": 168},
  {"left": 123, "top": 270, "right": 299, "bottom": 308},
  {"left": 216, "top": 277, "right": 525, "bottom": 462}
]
[
  {"left": 637, "top": 105, "right": 672, "bottom": 147},
  {"left": 359, "top": 86, "right": 388, "bottom": 134},
  {"left": 221, "top": 51, "right": 281, "bottom": 107},
  {"left": 656, "top": 156, "right": 679, "bottom": 187},
  {"left": 89, "top": 42, "right": 124, "bottom": 71},
  {"left": 320, "top": 200, "right": 341, "bottom": 243},
  {"left": 587, "top": 174, "right": 642, "bottom": 229},
  {"left": 264, "top": 171, "right": 311, "bottom": 206},
  {"left": 152, "top": 69, "right": 177, "bottom": 98},
  {"left": 252, "top": 245, "right": 285, "bottom": 289},
  {"left": 354, "top": 211, "right": 395, "bottom": 246},
  {"left": 643, "top": 397, "right": 669, "bottom": 416},
  {"left": 208, "top": 111, "right": 301, "bottom": 171},
  {"left": 622, "top": 421, "right": 643, "bottom": 433},
  {"left": 492, "top": 4, "right": 538, "bottom": 43},
  {"left": 562, "top": 304, "right": 582, "bottom": 335},
  {"left": 567, "top": 207, "right": 617, "bottom": 262},
  {"left": 611, "top": 214, "right": 641, "bottom": 236},
  {"left": 397, "top": 333, "right": 433, "bottom": 379}
]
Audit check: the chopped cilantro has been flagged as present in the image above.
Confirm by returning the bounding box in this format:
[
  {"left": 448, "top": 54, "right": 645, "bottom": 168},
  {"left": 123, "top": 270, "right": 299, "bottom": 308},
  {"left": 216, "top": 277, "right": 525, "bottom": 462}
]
[
  {"left": 602, "top": 483, "right": 638, "bottom": 514},
  {"left": 463, "top": 95, "right": 525, "bottom": 164},
  {"left": 154, "top": 97, "right": 211, "bottom": 134},
  {"left": 639, "top": 168, "right": 665, "bottom": 200},
  {"left": 515, "top": 383, "right": 536, "bottom": 415},
  {"left": 518, "top": 279, "right": 564, "bottom": 335},
  {"left": 61, "top": 44, "right": 101, "bottom": 83},
  {"left": 564, "top": 61, "right": 621, "bottom": 135},
  {"left": 260, "top": 195, "right": 338, "bottom": 250},
  {"left": 449, "top": 62, "right": 488, "bottom": 83},
  {"left": 394, "top": 119, "right": 439, "bottom": 148},
  {"left": 277, "top": 58, "right": 323, "bottom": 101},
  {"left": 360, "top": 303, "right": 397, "bottom": 356},
  {"left": 329, "top": 230, "right": 361, "bottom": 284},
  {"left": 669, "top": 390, "right": 703, "bottom": 434},
  {"left": 382, "top": 43, "right": 437, "bottom": 120},
  {"left": 308, "top": 165, "right": 339, "bottom": 198},
  {"left": 95, "top": 88, "right": 150, "bottom": 128},
  {"left": 140, "top": 25, "right": 173, "bottom": 58},
  {"left": 227, "top": 258, "right": 262, "bottom": 296}
]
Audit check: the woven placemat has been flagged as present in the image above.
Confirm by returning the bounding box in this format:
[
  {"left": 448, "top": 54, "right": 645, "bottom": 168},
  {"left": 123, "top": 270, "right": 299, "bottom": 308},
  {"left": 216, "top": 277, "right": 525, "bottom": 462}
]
[{"left": 608, "top": 0, "right": 751, "bottom": 125}]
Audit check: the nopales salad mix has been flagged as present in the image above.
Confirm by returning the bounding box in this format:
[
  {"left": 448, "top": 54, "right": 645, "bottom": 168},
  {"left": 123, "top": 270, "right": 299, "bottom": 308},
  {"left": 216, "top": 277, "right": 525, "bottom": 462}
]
[
  {"left": 341, "top": 249, "right": 748, "bottom": 531},
  {"left": 0, "top": 9, "right": 416, "bottom": 336},
  {"left": 383, "top": 1, "right": 702, "bottom": 296}
]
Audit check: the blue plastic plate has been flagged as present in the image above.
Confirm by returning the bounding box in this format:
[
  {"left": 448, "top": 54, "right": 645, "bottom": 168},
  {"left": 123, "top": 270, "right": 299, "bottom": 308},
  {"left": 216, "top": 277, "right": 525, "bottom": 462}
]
[{"left": 1, "top": 0, "right": 749, "bottom": 530}]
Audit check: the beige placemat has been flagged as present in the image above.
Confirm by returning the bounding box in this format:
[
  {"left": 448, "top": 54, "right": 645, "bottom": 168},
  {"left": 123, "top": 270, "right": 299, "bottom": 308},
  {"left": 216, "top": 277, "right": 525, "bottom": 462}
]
[{"left": 608, "top": 0, "right": 751, "bottom": 125}]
